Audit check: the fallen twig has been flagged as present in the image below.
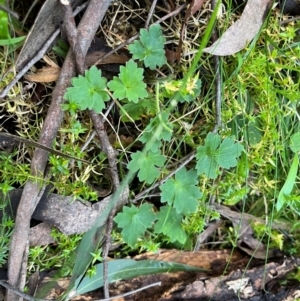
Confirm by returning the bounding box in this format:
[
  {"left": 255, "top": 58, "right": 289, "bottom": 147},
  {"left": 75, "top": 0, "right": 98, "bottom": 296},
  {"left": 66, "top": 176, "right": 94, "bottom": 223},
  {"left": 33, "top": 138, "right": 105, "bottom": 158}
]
[
  {"left": 89, "top": 110, "right": 120, "bottom": 298},
  {"left": 211, "top": 0, "right": 222, "bottom": 133},
  {"left": 0, "top": 280, "right": 54, "bottom": 301},
  {"left": 6, "top": 1, "right": 113, "bottom": 300},
  {"left": 61, "top": 2, "right": 121, "bottom": 297}
]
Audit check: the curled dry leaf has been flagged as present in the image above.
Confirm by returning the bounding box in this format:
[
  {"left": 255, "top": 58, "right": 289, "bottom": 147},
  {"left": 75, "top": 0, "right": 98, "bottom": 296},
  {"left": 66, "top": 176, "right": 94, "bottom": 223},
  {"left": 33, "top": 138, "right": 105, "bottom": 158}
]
[
  {"left": 85, "top": 36, "right": 129, "bottom": 66},
  {"left": 25, "top": 66, "right": 60, "bottom": 82},
  {"left": 203, "top": 0, "right": 273, "bottom": 56},
  {"left": 25, "top": 55, "right": 60, "bottom": 83}
]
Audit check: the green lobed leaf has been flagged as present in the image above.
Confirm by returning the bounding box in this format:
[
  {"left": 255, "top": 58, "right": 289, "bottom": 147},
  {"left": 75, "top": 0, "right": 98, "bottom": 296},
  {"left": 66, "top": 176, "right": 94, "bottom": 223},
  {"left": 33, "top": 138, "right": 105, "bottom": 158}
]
[
  {"left": 217, "top": 137, "right": 244, "bottom": 169},
  {"left": 196, "top": 133, "right": 221, "bottom": 179},
  {"left": 127, "top": 150, "right": 166, "bottom": 184},
  {"left": 154, "top": 205, "right": 187, "bottom": 244},
  {"left": 114, "top": 204, "right": 156, "bottom": 247},
  {"left": 160, "top": 167, "right": 202, "bottom": 214},
  {"left": 196, "top": 133, "right": 243, "bottom": 179},
  {"left": 107, "top": 59, "right": 148, "bottom": 102},
  {"left": 139, "top": 112, "right": 173, "bottom": 152},
  {"left": 70, "top": 259, "right": 206, "bottom": 298},
  {"left": 128, "top": 24, "right": 167, "bottom": 70},
  {"left": 64, "top": 66, "right": 109, "bottom": 113}
]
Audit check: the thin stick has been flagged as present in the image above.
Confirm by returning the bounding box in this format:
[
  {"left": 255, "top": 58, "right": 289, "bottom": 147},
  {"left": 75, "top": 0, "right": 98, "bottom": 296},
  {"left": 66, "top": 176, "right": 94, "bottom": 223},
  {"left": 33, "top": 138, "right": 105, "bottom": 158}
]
[
  {"left": 0, "top": 27, "right": 59, "bottom": 99},
  {"left": 60, "top": 0, "right": 86, "bottom": 74},
  {"left": 0, "top": 4, "right": 19, "bottom": 19},
  {"left": 0, "top": 280, "right": 53, "bottom": 301},
  {"left": 212, "top": 0, "right": 222, "bottom": 133},
  {"left": 279, "top": 16, "right": 300, "bottom": 25},
  {"left": 60, "top": 3, "right": 121, "bottom": 297},
  {"left": 145, "top": 0, "right": 158, "bottom": 28},
  {"left": 96, "top": 281, "right": 161, "bottom": 301},
  {"left": 0, "top": 277, "right": 161, "bottom": 301},
  {"left": 6, "top": 1, "right": 112, "bottom": 300},
  {"left": 89, "top": 111, "right": 120, "bottom": 299},
  {"left": 0, "top": 132, "right": 91, "bottom": 164}
]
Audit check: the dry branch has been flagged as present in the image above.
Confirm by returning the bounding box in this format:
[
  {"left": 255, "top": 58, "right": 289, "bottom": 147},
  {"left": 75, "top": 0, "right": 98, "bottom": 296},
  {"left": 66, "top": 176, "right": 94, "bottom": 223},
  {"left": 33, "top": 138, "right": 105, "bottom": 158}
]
[{"left": 6, "top": 1, "right": 113, "bottom": 300}]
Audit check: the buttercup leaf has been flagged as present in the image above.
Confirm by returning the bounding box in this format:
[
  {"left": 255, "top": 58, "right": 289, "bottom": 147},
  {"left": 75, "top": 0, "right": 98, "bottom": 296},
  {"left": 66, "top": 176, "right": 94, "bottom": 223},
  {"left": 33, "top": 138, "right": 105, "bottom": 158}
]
[
  {"left": 108, "top": 60, "right": 148, "bottom": 102},
  {"left": 64, "top": 66, "right": 109, "bottom": 113},
  {"left": 160, "top": 167, "right": 201, "bottom": 214},
  {"left": 114, "top": 204, "right": 156, "bottom": 247},
  {"left": 196, "top": 133, "right": 243, "bottom": 179},
  {"left": 128, "top": 24, "right": 167, "bottom": 70},
  {"left": 127, "top": 151, "right": 166, "bottom": 184},
  {"left": 154, "top": 205, "right": 187, "bottom": 244}
]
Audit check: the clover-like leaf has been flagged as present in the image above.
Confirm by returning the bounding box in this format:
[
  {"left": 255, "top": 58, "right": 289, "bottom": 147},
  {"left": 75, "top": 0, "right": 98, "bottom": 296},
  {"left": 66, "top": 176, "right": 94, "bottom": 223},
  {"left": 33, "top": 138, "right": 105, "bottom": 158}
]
[
  {"left": 128, "top": 24, "right": 167, "bottom": 70},
  {"left": 160, "top": 168, "right": 201, "bottom": 214},
  {"left": 127, "top": 150, "right": 166, "bottom": 184},
  {"left": 154, "top": 205, "right": 187, "bottom": 244},
  {"left": 196, "top": 133, "right": 243, "bottom": 179},
  {"left": 64, "top": 66, "right": 109, "bottom": 113},
  {"left": 107, "top": 60, "right": 148, "bottom": 103},
  {"left": 114, "top": 204, "right": 156, "bottom": 247}
]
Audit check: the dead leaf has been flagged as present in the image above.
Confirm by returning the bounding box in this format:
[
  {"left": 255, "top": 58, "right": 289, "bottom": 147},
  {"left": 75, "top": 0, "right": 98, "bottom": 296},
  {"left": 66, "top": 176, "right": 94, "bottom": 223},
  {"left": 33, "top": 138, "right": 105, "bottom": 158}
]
[
  {"left": 27, "top": 269, "right": 40, "bottom": 297},
  {"left": 281, "top": 0, "right": 300, "bottom": 15},
  {"left": 85, "top": 51, "right": 128, "bottom": 66},
  {"left": 25, "top": 55, "right": 60, "bottom": 82},
  {"left": 108, "top": 133, "right": 135, "bottom": 148},
  {"left": 165, "top": 48, "right": 178, "bottom": 64},
  {"left": 85, "top": 37, "right": 129, "bottom": 66},
  {"left": 25, "top": 65, "right": 60, "bottom": 83},
  {"left": 203, "top": 0, "right": 273, "bottom": 56}
]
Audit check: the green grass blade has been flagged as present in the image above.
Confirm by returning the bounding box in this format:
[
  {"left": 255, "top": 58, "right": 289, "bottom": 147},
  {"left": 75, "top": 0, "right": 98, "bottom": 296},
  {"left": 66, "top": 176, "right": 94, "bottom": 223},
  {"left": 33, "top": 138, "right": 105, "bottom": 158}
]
[
  {"left": 0, "top": 36, "right": 26, "bottom": 46},
  {"left": 0, "top": 2, "right": 10, "bottom": 39},
  {"left": 276, "top": 154, "right": 299, "bottom": 211},
  {"left": 70, "top": 259, "right": 207, "bottom": 298}
]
